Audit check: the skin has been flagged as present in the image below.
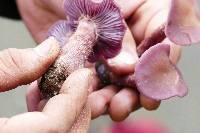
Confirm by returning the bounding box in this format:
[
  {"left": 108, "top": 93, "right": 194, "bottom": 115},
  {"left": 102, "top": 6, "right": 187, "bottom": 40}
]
[
  {"left": 0, "top": 38, "right": 96, "bottom": 132},
  {"left": 17, "top": 0, "right": 181, "bottom": 121}
]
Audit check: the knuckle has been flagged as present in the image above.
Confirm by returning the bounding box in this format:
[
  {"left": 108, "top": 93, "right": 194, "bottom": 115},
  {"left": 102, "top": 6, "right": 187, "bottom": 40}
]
[{"left": 1, "top": 48, "right": 22, "bottom": 72}]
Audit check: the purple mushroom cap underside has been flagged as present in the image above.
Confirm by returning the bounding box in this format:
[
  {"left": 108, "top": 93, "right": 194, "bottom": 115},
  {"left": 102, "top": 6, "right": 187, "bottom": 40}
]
[{"left": 49, "top": 0, "right": 126, "bottom": 62}]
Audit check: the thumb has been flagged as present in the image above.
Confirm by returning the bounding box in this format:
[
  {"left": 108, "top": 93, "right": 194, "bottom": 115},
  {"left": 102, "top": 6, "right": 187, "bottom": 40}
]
[
  {"left": 0, "top": 37, "right": 59, "bottom": 92},
  {"left": 42, "top": 69, "right": 94, "bottom": 132}
]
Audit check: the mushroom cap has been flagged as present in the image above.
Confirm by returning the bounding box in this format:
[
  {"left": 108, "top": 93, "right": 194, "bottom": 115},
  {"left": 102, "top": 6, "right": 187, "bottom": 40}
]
[
  {"left": 135, "top": 43, "right": 188, "bottom": 100},
  {"left": 48, "top": 20, "right": 73, "bottom": 47},
  {"left": 166, "top": 0, "right": 200, "bottom": 45},
  {"left": 64, "top": 0, "right": 126, "bottom": 62}
]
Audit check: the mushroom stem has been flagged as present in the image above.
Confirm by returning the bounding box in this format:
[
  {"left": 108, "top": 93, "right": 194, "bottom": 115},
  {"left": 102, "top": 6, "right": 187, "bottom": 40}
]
[{"left": 39, "top": 18, "right": 97, "bottom": 98}]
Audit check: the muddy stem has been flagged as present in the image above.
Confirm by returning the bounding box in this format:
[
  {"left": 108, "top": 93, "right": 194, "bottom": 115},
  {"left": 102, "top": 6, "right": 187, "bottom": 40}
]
[{"left": 39, "top": 18, "right": 97, "bottom": 98}]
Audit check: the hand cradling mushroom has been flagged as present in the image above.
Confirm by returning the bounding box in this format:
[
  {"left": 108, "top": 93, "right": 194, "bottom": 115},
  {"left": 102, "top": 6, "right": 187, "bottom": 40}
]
[
  {"left": 39, "top": 0, "right": 200, "bottom": 105},
  {"left": 96, "top": 0, "right": 200, "bottom": 100}
]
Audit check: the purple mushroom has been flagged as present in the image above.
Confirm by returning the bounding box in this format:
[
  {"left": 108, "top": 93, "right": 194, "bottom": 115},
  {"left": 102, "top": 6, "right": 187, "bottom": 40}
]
[
  {"left": 166, "top": 0, "right": 200, "bottom": 45},
  {"left": 96, "top": 0, "right": 200, "bottom": 100},
  {"left": 39, "top": 0, "right": 126, "bottom": 98},
  {"left": 135, "top": 44, "right": 188, "bottom": 100}
]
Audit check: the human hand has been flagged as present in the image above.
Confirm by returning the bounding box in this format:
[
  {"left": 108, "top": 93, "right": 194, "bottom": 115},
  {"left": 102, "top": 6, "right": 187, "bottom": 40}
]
[
  {"left": 0, "top": 38, "right": 94, "bottom": 133},
  {"left": 88, "top": 0, "right": 184, "bottom": 121},
  {"left": 17, "top": 0, "right": 181, "bottom": 121}
]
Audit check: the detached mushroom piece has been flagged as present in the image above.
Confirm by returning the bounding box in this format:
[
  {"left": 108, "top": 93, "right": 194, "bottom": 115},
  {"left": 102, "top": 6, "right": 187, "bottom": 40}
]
[
  {"left": 135, "top": 44, "right": 188, "bottom": 100},
  {"left": 166, "top": 0, "right": 200, "bottom": 45},
  {"left": 39, "top": 0, "right": 126, "bottom": 98}
]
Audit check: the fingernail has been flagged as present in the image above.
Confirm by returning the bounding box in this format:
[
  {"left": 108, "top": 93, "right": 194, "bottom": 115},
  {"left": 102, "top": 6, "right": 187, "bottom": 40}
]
[{"left": 34, "top": 37, "right": 59, "bottom": 57}]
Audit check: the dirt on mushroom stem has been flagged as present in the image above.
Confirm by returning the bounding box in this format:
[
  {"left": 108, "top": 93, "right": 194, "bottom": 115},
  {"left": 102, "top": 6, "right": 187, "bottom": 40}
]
[{"left": 39, "top": 18, "right": 97, "bottom": 99}]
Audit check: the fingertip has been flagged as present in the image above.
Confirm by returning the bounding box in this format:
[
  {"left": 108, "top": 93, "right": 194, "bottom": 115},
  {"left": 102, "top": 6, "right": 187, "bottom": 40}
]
[
  {"left": 109, "top": 88, "right": 139, "bottom": 122},
  {"left": 35, "top": 37, "right": 60, "bottom": 56},
  {"left": 43, "top": 68, "right": 95, "bottom": 119},
  {"left": 60, "top": 68, "right": 94, "bottom": 95},
  {"left": 140, "top": 94, "right": 161, "bottom": 111},
  {"left": 0, "top": 38, "right": 60, "bottom": 92},
  {"left": 89, "top": 94, "right": 108, "bottom": 119},
  {"left": 32, "top": 38, "right": 60, "bottom": 80},
  {"left": 88, "top": 85, "right": 118, "bottom": 119}
]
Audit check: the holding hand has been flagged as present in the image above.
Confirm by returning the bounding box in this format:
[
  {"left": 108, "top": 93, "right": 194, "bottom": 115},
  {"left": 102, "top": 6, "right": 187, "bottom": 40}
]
[
  {"left": 0, "top": 38, "right": 93, "bottom": 133},
  {"left": 17, "top": 0, "right": 182, "bottom": 121}
]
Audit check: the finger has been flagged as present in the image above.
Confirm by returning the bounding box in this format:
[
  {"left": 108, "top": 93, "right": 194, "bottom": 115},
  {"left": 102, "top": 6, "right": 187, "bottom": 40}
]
[
  {"left": 69, "top": 69, "right": 100, "bottom": 133},
  {"left": 63, "top": 69, "right": 99, "bottom": 133},
  {"left": 140, "top": 94, "right": 161, "bottom": 111},
  {"left": 42, "top": 68, "right": 94, "bottom": 132},
  {"left": 26, "top": 81, "right": 48, "bottom": 112},
  {"left": 107, "top": 28, "right": 139, "bottom": 75},
  {"left": 26, "top": 81, "right": 41, "bottom": 112},
  {"left": 162, "top": 38, "right": 182, "bottom": 64},
  {"left": 166, "top": 0, "right": 200, "bottom": 45},
  {"left": 0, "top": 69, "right": 93, "bottom": 133},
  {"left": 88, "top": 85, "right": 118, "bottom": 119},
  {"left": 128, "top": 0, "right": 170, "bottom": 43},
  {"left": 143, "top": 9, "right": 169, "bottom": 39},
  {"left": 109, "top": 88, "right": 139, "bottom": 122},
  {"left": 69, "top": 103, "right": 91, "bottom": 133},
  {"left": 129, "top": 2, "right": 182, "bottom": 64},
  {"left": 114, "top": 0, "right": 146, "bottom": 18},
  {"left": 0, "top": 37, "right": 59, "bottom": 92}
]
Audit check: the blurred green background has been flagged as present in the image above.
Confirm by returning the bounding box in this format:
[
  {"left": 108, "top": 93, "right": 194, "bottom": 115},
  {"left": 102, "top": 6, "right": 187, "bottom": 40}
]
[{"left": 0, "top": 7, "right": 200, "bottom": 133}]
